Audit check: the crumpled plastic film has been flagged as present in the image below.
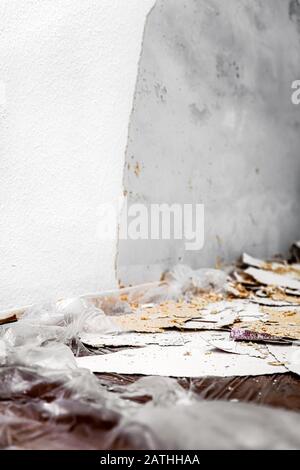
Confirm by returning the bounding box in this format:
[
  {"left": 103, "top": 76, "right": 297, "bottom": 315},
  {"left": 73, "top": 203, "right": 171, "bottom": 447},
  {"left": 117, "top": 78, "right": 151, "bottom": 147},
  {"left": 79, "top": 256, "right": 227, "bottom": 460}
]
[
  {"left": 1, "top": 260, "right": 300, "bottom": 449},
  {"left": 0, "top": 297, "right": 124, "bottom": 405},
  {"left": 0, "top": 297, "right": 121, "bottom": 362},
  {"left": 0, "top": 365, "right": 123, "bottom": 450},
  {"left": 118, "top": 400, "right": 300, "bottom": 450},
  {"left": 114, "top": 376, "right": 191, "bottom": 405},
  {"left": 126, "top": 265, "right": 228, "bottom": 305},
  {"left": 164, "top": 264, "right": 228, "bottom": 296},
  {"left": 1, "top": 362, "right": 300, "bottom": 448},
  {"left": 127, "top": 282, "right": 180, "bottom": 304}
]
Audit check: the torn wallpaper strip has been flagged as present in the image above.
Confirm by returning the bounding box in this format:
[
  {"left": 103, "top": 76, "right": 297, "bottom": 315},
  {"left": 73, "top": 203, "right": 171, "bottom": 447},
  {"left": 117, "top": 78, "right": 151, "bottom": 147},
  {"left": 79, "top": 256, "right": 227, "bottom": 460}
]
[
  {"left": 209, "top": 338, "right": 269, "bottom": 359},
  {"left": 80, "top": 330, "right": 237, "bottom": 349},
  {"left": 245, "top": 267, "right": 300, "bottom": 291},
  {"left": 76, "top": 340, "right": 287, "bottom": 378},
  {"left": 267, "top": 343, "right": 300, "bottom": 376},
  {"left": 80, "top": 330, "right": 193, "bottom": 348}
]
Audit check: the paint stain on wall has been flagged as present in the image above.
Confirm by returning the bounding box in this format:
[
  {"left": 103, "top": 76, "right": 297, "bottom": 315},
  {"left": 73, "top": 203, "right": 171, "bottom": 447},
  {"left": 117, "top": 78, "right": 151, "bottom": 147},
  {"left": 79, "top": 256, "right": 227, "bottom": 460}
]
[
  {"left": 134, "top": 161, "right": 141, "bottom": 177},
  {"left": 154, "top": 82, "right": 167, "bottom": 103},
  {"left": 189, "top": 103, "right": 211, "bottom": 125},
  {"left": 289, "top": 0, "right": 300, "bottom": 32}
]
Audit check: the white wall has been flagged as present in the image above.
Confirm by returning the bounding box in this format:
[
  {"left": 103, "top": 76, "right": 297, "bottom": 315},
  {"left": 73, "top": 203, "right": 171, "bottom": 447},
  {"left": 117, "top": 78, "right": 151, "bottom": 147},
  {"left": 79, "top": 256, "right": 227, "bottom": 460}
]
[
  {"left": 0, "top": 0, "right": 155, "bottom": 310},
  {"left": 118, "top": 0, "right": 300, "bottom": 285}
]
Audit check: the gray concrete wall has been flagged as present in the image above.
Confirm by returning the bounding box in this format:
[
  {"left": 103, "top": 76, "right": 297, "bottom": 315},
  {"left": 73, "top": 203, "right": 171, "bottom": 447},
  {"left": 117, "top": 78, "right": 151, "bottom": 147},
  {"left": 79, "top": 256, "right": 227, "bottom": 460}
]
[
  {"left": 0, "top": 1, "right": 154, "bottom": 310},
  {"left": 118, "top": 0, "right": 300, "bottom": 285}
]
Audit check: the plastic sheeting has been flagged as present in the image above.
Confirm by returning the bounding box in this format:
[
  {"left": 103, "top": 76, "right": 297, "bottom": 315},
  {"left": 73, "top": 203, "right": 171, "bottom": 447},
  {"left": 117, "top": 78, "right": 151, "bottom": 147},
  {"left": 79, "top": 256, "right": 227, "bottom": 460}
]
[
  {"left": 1, "top": 258, "right": 300, "bottom": 449},
  {"left": 1, "top": 365, "right": 300, "bottom": 449}
]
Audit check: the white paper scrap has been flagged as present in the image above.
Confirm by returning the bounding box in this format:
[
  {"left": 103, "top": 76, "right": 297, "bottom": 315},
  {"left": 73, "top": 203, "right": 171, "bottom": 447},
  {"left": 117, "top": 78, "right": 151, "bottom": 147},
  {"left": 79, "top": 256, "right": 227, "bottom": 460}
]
[
  {"left": 80, "top": 331, "right": 191, "bottom": 348},
  {"left": 209, "top": 339, "right": 268, "bottom": 359},
  {"left": 245, "top": 267, "right": 300, "bottom": 291},
  {"left": 242, "top": 254, "right": 300, "bottom": 280},
  {"left": 182, "top": 321, "right": 230, "bottom": 331},
  {"left": 242, "top": 253, "right": 266, "bottom": 269},
  {"left": 76, "top": 342, "right": 287, "bottom": 378},
  {"left": 250, "top": 297, "right": 300, "bottom": 307},
  {"left": 267, "top": 343, "right": 300, "bottom": 376},
  {"left": 80, "top": 330, "right": 230, "bottom": 349},
  {"left": 285, "top": 288, "right": 300, "bottom": 297}
]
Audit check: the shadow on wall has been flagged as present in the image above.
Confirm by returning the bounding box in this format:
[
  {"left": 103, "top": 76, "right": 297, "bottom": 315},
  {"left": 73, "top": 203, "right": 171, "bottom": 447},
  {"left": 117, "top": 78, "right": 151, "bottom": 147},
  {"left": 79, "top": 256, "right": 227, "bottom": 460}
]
[
  {"left": 289, "top": 0, "right": 300, "bottom": 33},
  {"left": 117, "top": 0, "right": 300, "bottom": 286}
]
